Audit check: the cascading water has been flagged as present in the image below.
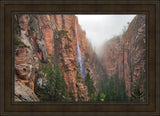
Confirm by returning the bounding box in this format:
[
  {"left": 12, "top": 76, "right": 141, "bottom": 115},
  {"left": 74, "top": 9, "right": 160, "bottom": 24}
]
[{"left": 75, "top": 18, "right": 86, "bottom": 78}]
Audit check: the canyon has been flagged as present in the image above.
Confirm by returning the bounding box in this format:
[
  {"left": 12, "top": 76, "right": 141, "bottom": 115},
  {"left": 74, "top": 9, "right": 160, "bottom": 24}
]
[
  {"left": 99, "top": 15, "right": 146, "bottom": 100},
  {"left": 14, "top": 14, "right": 146, "bottom": 102}
]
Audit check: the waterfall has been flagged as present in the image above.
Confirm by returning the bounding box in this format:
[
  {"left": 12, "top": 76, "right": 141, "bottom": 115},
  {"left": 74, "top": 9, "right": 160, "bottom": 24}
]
[{"left": 75, "top": 18, "right": 86, "bottom": 78}]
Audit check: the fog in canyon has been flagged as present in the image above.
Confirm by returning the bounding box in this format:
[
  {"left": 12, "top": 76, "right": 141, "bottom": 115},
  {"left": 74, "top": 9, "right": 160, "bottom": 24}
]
[
  {"left": 76, "top": 15, "right": 136, "bottom": 54},
  {"left": 14, "top": 14, "right": 146, "bottom": 102}
]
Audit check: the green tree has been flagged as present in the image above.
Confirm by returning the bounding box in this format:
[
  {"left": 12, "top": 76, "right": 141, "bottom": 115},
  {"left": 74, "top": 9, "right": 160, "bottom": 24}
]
[
  {"left": 131, "top": 83, "right": 144, "bottom": 102},
  {"left": 130, "top": 80, "right": 144, "bottom": 102},
  {"left": 98, "top": 73, "right": 128, "bottom": 102},
  {"left": 54, "top": 64, "right": 71, "bottom": 101},
  {"left": 85, "top": 69, "right": 95, "bottom": 97},
  {"left": 130, "top": 68, "right": 145, "bottom": 102},
  {"left": 36, "top": 63, "right": 73, "bottom": 102},
  {"left": 38, "top": 63, "right": 56, "bottom": 101}
]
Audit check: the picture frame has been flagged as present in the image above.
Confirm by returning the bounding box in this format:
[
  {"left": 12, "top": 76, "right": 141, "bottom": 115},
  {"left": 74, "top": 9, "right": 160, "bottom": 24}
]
[{"left": 0, "top": 0, "right": 160, "bottom": 115}]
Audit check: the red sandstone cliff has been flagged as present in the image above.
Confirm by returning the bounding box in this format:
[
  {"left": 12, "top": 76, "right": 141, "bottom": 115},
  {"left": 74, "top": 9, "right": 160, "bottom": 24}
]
[
  {"left": 99, "top": 15, "right": 146, "bottom": 99},
  {"left": 14, "top": 14, "right": 146, "bottom": 102},
  {"left": 14, "top": 14, "right": 96, "bottom": 102}
]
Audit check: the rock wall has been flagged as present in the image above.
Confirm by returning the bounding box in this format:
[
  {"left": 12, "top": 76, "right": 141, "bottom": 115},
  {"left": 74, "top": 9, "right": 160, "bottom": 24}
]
[
  {"left": 100, "top": 36, "right": 121, "bottom": 78},
  {"left": 99, "top": 15, "right": 146, "bottom": 98},
  {"left": 14, "top": 14, "right": 145, "bottom": 102},
  {"left": 14, "top": 15, "right": 40, "bottom": 92},
  {"left": 15, "top": 80, "right": 39, "bottom": 102},
  {"left": 14, "top": 14, "right": 96, "bottom": 101}
]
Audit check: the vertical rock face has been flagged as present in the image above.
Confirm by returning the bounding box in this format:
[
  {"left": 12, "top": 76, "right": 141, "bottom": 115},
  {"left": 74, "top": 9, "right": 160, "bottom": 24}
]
[
  {"left": 14, "top": 14, "right": 93, "bottom": 101},
  {"left": 38, "top": 15, "right": 54, "bottom": 56},
  {"left": 15, "top": 15, "right": 39, "bottom": 91},
  {"left": 14, "top": 14, "right": 146, "bottom": 102},
  {"left": 14, "top": 15, "right": 40, "bottom": 101},
  {"left": 15, "top": 48, "right": 39, "bottom": 90},
  {"left": 100, "top": 36, "right": 121, "bottom": 78},
  {"left": 100, "top": 15, "right": 146, "bottom": 99},
  {"left": 118, "top": 15, "right": 146, "bottom": 98},
  {"left": 15, "top": 80, "right": 39, "bottom": 102}
]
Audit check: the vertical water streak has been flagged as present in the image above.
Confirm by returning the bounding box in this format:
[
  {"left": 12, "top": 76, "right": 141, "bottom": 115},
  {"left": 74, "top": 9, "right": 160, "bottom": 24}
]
[{"left": 75, "top": 17, "right": 86, "bottom": 78}]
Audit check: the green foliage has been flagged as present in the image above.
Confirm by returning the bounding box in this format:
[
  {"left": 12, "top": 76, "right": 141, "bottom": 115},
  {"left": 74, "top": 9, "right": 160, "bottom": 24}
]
[
  {"left": 13, "top": 14, "right": 29, "bottom": 49},
  {"left": 77, "top": 93, "right": 82, "bottom": 102},
  {"left": 13, "top": 15, "right": 21, "bottom": 35},
  {"left": 77, "top": 74, "right": 82, "bottom": 80},
  {"left": 65, "top": 44, "right": 68, "bottom": 49},
  {"left": 28, "top": 15, "right": 37, "bottom": 33},
  {"left": 55, "top": 29, "right": 69, "bottom": 35},
  {"left": 14, "top": 20, "right": 20, "bottom": 35},
  {"left": 97, "top": 92, "right": 106, "bottom": 101},
  {"left": 29, "top": 15, "right": 38, "bottom": 20},
  {"left": 14, "top": 35, "right": 29, "bottom": 49},
  {"left": 90, "top": 93, "right": 96, "bottom": 102},
  {"left": 76, "top": 67, "right": 84, "bottom": 84},
  {"left": 36, "top": 63, "right": 73, "bottom": 102},
  {"left": 85, "top": 69, "right": 95, "bottom": 97},
  {"left": 66, "top": 37, "right": 71, "bottom": 42},
  {"left": 23, "top": 68, "right": 26, "bottom": 71},
  {"left": 98, "top": 73, "right": 128, "bottom": 102},
  {"left": 130, "top": 68, "right": 145, "bottom": 102},
  {"left": 100, "top": 93, "right": 106, "bottom": 99},
  {"left": 130, "top": 83, "right": 144, "bottom": 102},
  {"left": 28, "top": 15, "right": 38, "bottom": 25},
  {"left": 85, "top": 53, "right": 89, "bottom": 58},
  {"left": 77, "top": 74, "right": 83, "bottom": 83},
  {"left": 54, "top": 64, "right": 68, "bottom": 101},
  {"left": 30, "top": 25, "right": 36, "bottom": 32},
  {"left": 55, "top": 29, "right": 71, "bottom": 42},
  {"left": 97, "top": 93, "right": 106, "bottom": 101}
]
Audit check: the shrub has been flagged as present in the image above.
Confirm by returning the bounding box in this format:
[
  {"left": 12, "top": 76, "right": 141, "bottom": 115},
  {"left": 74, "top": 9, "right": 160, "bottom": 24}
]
[
  {"left": 130, "top": 68, "right": 145, "bottom": 102},
  {"left": 55, "top": 29, "right": 69, "bottom": 35},
  {"left": 30, "top": 25, "right": 36, "bottom": 32},
  {"left": 90, "top": 93, "right": 96, "bottom": 102},
  {"left": 14, "top": 35, "right": 29, "bottom": 49},
  {"left": 97, "top": 93, "right": 105, "bottom": 101},
  {"left": 13, "top": 15, "right": 20, "bottom": 35},
  {"left": 65, "top": 44, "right": 68, "bottom": 49},
  {"left": 23, "top": 68, "right": 26, "bottom": 71}
]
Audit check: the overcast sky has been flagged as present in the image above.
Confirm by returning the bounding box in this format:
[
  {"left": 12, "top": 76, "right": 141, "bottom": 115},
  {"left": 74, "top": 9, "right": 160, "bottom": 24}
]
[{"left": 76, "top": 15, "right": 136, "bottom": 53}]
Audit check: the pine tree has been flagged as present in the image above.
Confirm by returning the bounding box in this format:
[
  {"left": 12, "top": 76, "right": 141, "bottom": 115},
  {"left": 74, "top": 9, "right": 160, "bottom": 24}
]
[
  {"left": 36, "top": 63, "right": 73, "bottom": 102},
  {"left": 54, "top": 64, "right": 65, "bottom": 101},
  {"left": 131, "top": 79, "right": 144, "bottom": 102},
  {"left": 130, "top": 68, "right": 145, "bottom": 102},
  {"left": 99, "top": 73, "right": 128, "bottom": 102},
  {"left": 85, "top": 68, "right": 95, "bottom": 97}
]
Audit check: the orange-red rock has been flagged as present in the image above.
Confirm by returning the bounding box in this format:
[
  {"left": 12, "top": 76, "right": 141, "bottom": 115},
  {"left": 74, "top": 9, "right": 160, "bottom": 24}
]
[{"left": 100, "top": 15, "right": 146, "bottom": 98}]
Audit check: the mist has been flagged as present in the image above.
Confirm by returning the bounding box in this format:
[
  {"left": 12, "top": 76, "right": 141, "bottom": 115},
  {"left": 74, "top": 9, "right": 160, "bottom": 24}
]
[{"left": 76, "top": 15, "right": 136, "bottom": 54}]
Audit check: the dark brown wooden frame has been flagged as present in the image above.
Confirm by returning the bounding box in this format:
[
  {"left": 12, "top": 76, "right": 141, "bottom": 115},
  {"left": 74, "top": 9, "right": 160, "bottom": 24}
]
[{"left": 0, "top": 0, "right": 160, "bottom": 115}]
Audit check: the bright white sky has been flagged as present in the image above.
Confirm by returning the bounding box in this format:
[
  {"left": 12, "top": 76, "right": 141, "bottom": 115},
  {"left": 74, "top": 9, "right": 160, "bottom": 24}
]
[{"left": 76, "top": 15, "right": 136, "bottom": 53}]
